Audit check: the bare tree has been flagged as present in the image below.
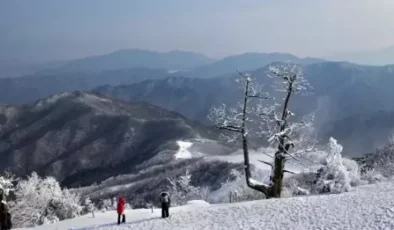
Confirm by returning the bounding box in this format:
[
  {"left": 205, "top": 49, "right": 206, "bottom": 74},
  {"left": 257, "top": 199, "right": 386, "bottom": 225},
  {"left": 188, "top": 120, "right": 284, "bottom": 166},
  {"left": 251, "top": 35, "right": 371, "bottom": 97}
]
[
  {"left": 209, "top": 63, "right": 316, "bottom": 199},
  {"left": 209, "top": 71, "right": 271, "bottom": 196},
  {"left": 262, "top": 63, "right": 314, "bottom": 197}
]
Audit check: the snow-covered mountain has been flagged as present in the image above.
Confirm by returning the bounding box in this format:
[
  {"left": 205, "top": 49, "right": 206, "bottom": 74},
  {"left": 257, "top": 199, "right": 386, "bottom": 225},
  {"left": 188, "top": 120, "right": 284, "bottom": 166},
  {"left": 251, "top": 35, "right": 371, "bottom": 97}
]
[
  {"left": 189, "top": 52, "right": 324, "bottom": 78},
  {"left": 95, "top": 62, "right": 394, "bottom": 156},
  {"left": 0, "top": 51, "right": 324, "bottom": 105},
  {"left": 21, "top": 181, "right": 394, "bottom": 230},
  {"left": 0, "top": 92, "right": 236, "bottom": 189}
]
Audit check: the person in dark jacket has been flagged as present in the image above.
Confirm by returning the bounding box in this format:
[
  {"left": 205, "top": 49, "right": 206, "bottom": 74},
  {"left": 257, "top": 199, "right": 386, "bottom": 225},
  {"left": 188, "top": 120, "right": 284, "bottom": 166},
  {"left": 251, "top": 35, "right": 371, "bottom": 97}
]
[
  {"left": 160, "top": 192, "right": 171, "bottom": 218},
  {"left": 0, "top": 197, "right": 11, "bottom": 230},
  {"left": 116, "top": 196, "right": 126, "bottom": 225}
]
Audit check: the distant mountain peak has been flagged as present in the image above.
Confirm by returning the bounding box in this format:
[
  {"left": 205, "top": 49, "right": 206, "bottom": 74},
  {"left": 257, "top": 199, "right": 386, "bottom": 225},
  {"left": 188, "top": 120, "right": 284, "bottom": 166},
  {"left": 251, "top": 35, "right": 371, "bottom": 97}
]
[
  {"left": 50, "top": 49, "right": 214, "bottom": 74},
  {"left": 329, "top": 44, "right": 394, "bottom": 66}
]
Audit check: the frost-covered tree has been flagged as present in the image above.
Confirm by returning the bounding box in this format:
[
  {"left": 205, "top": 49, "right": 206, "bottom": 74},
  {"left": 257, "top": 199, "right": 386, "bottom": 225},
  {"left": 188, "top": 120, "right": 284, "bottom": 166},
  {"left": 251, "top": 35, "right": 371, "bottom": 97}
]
[
  {"left": 0, "top": 171, "right": 16, "bottom": 200},
  {"left": 82, "top": 197, "right": 96, "bottom": 217},
  {"left": 167, "top": 169, "right": 200, "bottom": 206},
  {"left": 355, "top": 133, "right": 394, "bottom": 179},
  {"left": 10, "top": 172, "right": 82, "bottom": 228},
  {"left": 313, "top": 137, "right": 351, "bottom": 194},
  {"left": 209, "top": 71, "right": 272, "bottom": 197},
  {"left": 281, "top": 137, "right": 366, "bottom": 196},
  {"left": 98, "top": 198, "right": 114, "bottom": 211},
  {"left": 51, "top": 188, "right": 82, "bottom": 221},
  {"left": 112, "top": 197, "right": 117, "bottom": 210},
  {"left": 210, "top": 64, "right": 317, "bottom": 198},
  {"left": 259, "top": 63, "right": 317, "bottom": 197},
  {"left": 199, "top": 186, "right": 211, "bottom": 202}
]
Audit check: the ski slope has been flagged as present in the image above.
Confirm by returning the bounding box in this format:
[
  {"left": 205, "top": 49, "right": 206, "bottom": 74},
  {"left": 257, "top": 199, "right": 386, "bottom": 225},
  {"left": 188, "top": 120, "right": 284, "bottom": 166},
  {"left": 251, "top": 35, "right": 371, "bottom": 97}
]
[{"left": 23, "top": 181, "right": 394, "bottom": 230}]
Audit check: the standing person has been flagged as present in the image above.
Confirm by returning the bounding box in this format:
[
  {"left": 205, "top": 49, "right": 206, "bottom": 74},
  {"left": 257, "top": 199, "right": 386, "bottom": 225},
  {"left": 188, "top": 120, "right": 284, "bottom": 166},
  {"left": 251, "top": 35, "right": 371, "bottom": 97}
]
[
  {"left": 160, "top": 192, "right": 171, "bottom": 218},
  {"left": 116, "top": 196, "right": 126, "bottom": 225}
]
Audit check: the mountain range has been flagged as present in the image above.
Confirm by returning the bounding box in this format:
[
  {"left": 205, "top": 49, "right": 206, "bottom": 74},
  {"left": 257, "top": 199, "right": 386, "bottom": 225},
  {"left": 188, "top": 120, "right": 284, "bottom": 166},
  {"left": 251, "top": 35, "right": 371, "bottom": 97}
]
[
  {"left": 38, "top": 49, "right": 326, "bottom": 78},
  {"left": 94, "top": 62, "right": 394, "bottom": 156},
  {"left": 3, "top": 45, "right": 394, "bottom": 79},
  {"left": 0, "top": 49, "right": 326, "bottom": 79},
  {"left": 189, "top": 52, "right": 324, "bottom": 78},
  {"left": 330, "top": 45, "right": 394, "bottom": 66},
  {"left": 1, "top": 48, "right": 394, "bottom": 190},
  {"left": 0, "top": 68, "right": 181, "bottom": 104},
  {"left": 0, "top": 49, "right": 326, "bottom": 105},
  {"left": 43, "top": 49, "right": 215, "bottom": 74}
]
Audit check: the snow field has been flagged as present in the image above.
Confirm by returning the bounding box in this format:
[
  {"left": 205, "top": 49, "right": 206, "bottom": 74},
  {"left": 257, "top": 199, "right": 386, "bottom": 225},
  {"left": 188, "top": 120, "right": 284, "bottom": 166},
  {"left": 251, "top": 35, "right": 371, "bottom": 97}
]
[
  {"left": 24, "top": 181, "right": 394, "bottom": 230},
  {"left": 175, "top": 141, "right": 194, "bottom": 159}
]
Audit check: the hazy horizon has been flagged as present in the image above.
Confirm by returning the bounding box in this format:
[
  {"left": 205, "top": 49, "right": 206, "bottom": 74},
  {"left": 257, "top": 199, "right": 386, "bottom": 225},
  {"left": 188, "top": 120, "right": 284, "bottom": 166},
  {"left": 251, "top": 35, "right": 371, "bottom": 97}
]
[{"left": 1, "top": 0, "right": 394, "bottom": 62}]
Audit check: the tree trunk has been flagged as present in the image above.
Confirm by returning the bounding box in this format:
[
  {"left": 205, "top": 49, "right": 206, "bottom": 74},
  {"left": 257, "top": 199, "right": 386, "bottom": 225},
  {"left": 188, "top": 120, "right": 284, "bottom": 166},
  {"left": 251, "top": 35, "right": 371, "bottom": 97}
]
[
  {"left": 270, "top": 82, "right": 293, "bottom": 198},
  {"left": 241, "top": 80, "right": 253, "bottom": 186},
  {"left": 270, "top": 152, "right": 285, "bottom": 198},
  {"left": 241, "top": 79, "right": 269, "bottom": 196}
]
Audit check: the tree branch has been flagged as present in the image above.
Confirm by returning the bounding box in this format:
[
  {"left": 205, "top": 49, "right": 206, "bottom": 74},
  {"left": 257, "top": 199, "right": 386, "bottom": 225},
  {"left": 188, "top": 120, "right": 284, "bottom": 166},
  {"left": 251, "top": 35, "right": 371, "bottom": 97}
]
[
  {"left": 259, "top": 160, "right": 296, "bottom": 174},
  {"left": 247, "top": 95, "right": 272, "bottom": 100},
  {"left": 283, "top": 169, "right": 296, "bottom": 174},
  {"left": 258, "top": 160, "right": 273, "bottom": 168},
  {"left": 217, "top": 125, "right": 242, "bottom": 132},
  {"left": 236, "top": 69, "right": 250, "bottom": 79}
]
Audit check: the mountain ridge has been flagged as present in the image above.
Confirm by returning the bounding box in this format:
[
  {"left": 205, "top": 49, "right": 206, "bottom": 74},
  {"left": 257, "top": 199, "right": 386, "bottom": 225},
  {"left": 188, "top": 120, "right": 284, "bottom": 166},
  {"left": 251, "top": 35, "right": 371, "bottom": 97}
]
[
  {"left": 94, "top": 61, "right": 394, "bottom": 155},
  {"left": 330, "top": 45, "right": 394, "bottom": 66},
  {"left": 0, "top": 91, "right": 225, "bottom": 187},
  {"left": 46, "top": 49, "right": 215, "bottom": 74}
]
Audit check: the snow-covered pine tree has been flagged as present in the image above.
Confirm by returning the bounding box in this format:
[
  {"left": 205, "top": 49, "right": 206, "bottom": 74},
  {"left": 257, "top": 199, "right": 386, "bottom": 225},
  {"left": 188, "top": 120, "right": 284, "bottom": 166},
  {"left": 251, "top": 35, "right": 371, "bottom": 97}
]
[
  {"left": 314, "top": 137, "right": 351, "bottom": 194},
  {"left": 83, "top": 197, "right": 96, "bottom": 218}
]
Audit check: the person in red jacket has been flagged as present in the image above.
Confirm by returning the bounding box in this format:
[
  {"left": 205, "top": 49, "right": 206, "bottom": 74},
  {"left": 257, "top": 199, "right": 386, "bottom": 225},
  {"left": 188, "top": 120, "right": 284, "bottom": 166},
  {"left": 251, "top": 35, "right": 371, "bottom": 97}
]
[{"left": 117, "top": 196, "right": 126, "bottom": 225}]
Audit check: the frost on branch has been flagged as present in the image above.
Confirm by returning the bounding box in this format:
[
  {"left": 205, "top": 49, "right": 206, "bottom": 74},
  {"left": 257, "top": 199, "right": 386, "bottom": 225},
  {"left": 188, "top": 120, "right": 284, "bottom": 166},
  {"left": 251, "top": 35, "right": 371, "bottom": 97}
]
[
  {"left": 261, "top": 64, "right": 316, "bottom": 157},
  {"left": 314, "top": 137, "right": 351, "bottom": 194},
  {"left": 268, "top": 63, "right": 312, "bottom": 95},
  {"left": 82, "top": 196, "right": 96, "bottom": 217},
  {"left": 166, "top": 169, "right": 200, "bottom": 206},
  {"left": 259, "top": 63, "right": 316, "bottom": 198},
  {"left": 208, "top": 103, "right": 243, "bottom": 143},
  {"left": 208, "top": 73, "right": 270, "bottom": 143},
  {"left": 358, "top": 136, "right": 394, "bottom": 178},
  {"left": 10, "top": 172, "right": 82, "bottom": 228},
  {"left": 209, "top": 71, "right": 273, "bottom": 196},
  {"left": 248, "top": 178, "right": 269, "bottom": 188},
  {"left": 0, "top": 171, "right": 16, "bottom": 198}
]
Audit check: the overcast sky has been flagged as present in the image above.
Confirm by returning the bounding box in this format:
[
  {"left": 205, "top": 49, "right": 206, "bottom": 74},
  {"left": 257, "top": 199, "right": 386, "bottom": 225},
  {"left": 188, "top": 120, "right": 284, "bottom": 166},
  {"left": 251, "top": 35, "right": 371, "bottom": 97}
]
[{"left": 1, "top": 0, "right": 394, "bottom": 62}]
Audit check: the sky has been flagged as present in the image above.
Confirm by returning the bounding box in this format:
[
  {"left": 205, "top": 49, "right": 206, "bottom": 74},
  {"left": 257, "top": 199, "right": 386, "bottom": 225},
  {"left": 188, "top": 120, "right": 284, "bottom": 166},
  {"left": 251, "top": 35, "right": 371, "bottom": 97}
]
[{"left": 1, "top": 0, "right": 394, "bottom": 62}]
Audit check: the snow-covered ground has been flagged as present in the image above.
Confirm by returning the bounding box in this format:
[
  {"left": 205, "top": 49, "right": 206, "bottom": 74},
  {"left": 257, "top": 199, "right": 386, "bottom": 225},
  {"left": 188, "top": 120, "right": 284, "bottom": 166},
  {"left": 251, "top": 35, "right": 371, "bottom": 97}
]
[
  {"left": 174, "top": 141, "right": 194, "bottom": 159},
  {"left": 174, "top": 139, "right": 232, "bottom": 159},
  {"left": 174, "top": 139, "right": 314, "bottom": 173},
  {"left": 205, "top": 147, "right": 316, "bottom": 173},
  {"left": 23, "top": 181, "right": 394, "bottom": 230}
]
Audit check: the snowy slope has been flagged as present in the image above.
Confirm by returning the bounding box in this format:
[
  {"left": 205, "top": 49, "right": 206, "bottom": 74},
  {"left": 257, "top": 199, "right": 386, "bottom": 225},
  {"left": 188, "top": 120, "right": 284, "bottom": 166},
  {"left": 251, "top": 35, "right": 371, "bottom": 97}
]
[
  {"left": 174, "top": 141, "right": 194, "bottom": 159},
  {"left": 173, "top": 139, "right": 313, "bottom": 173},
  {"left": 23, "top": 181, "right": 394, "bottom": 230},
  {"left": 205, "top": 147, "right": 316, "bottom": 173}
]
